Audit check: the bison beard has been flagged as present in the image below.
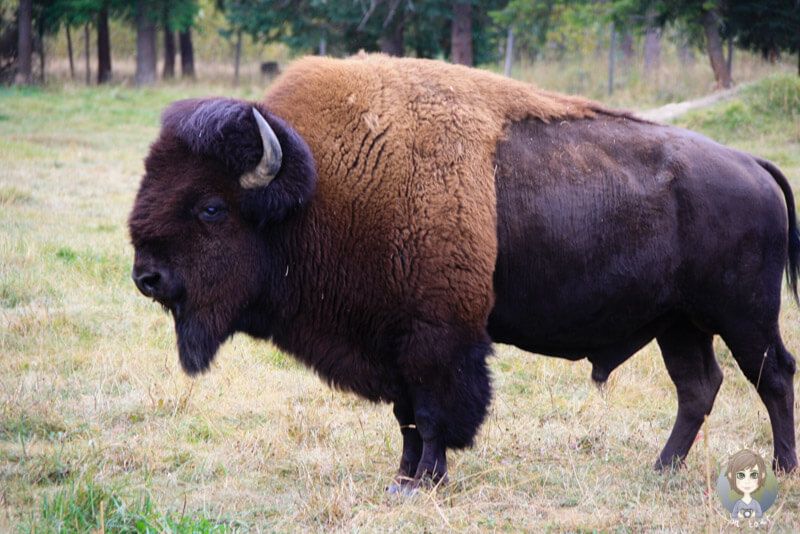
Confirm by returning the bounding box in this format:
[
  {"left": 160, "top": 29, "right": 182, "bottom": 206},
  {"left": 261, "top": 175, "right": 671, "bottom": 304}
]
[
  {"left": 175, "top": 314, "right": 224, "bottom": 375},
  {"left": 130, "top": 54, "right": 799, "bottom": 491}
]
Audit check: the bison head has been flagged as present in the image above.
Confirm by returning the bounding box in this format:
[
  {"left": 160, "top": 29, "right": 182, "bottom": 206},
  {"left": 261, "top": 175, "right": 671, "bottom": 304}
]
[{"left": 128, "top": 98, "right": 316, "bottom": 374}]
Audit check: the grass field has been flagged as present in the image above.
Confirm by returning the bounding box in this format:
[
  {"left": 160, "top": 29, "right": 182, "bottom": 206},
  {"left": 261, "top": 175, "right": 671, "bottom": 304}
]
[{"left": 1, "top": 69, "right": 800, "bottom": 532}]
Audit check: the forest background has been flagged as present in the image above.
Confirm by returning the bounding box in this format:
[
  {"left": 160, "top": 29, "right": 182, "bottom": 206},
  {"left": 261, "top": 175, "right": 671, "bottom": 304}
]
[{"left": 3, "top": 0, "right": 800, "bottom": 94}]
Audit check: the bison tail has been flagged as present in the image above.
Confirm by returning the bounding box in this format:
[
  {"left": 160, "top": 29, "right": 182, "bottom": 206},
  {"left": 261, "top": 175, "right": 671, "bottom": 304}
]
[{"left": 758, "top": 157, "right": 800, "bottom": 303}]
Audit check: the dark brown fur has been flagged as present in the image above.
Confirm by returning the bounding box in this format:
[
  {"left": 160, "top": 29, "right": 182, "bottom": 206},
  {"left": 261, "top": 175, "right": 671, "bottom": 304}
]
[{"left": 129, "top": 55, "right": 798, "bottom": 489}]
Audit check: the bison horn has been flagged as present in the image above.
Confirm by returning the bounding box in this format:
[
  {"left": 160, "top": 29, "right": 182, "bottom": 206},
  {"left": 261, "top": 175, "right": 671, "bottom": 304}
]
[{"left": 239, "top": 107, "right": 283, "bottom": 189}]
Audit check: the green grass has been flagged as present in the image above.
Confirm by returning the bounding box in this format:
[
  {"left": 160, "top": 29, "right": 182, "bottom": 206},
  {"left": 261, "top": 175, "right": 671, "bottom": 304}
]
[
  {"left": 673, "top": 73, "right": 800, "bottom": 174},
  {"left": 22, "top": 475, "right": 239, "bottom": 533},
  {"left": 501, "top": 46, "right": 795, "bottom": 111},
  {"left": 2, "top": 68, "right": 800, "bottom": 532}
]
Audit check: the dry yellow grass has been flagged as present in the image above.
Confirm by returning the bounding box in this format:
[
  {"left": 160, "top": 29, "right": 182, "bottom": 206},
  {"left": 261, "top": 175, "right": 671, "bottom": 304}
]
[{"left": 1, "top": 66, "right": 799, "bottom": 532}]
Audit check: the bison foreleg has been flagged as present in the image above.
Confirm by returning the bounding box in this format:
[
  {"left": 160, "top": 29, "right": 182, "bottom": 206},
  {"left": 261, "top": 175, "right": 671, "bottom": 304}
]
[
  {"left": 655, "top": 319, "right": 722, "bottom": 470},
  {"left": 392, "top": 397, "right": 423, "bottom": 483},
  {"left": 392, "top": 325, "right": 493, "bottom": 491},
  {"left": 408, "top": 387, "right": 450, "bottom": 486},
  {"left": 387, "top": 389, "right": 448, "bottom": 494}
]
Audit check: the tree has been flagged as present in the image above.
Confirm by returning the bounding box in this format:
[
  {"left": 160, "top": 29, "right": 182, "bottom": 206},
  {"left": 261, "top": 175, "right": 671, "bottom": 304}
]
[
  {"left": 726, "top": 0, "right": 800, "bottom": 76},
  {"left": 32, "top": 0, "right": 116, "bottom": 85},
  {"left": 65, "top": 22, "right": 74, "bottom": 77},
  {"left": 1, "top": 5, "right": 19, "bottom": 82},
  {"left": 377, "top": 0, "right": 406, "bottom": 56},
  {"left": 16, "top": 0, "right": 33, "bottom": 84},
  {"left": 125, "top": 0, "right": 195, "bottom": 85},
  {"left": 7, "top": 0, "right": 114, "bottom": 85},
  {"left": 83, "top": 21, "right": 89, "bottom": 83},
  {"left": 218, "top": 0, "right": 253, "bottom": 84},
  {"left": 451, "top": 2, "right": 473, "bottom": 65},
  {"left": 490, "top": 0, "right": 558, "bottom": 64},
  {"left": 224, "top": 0, "right": 507, "bottom": 64},
  {"left": 179, "top": 27, "right": 194, "bottom": 78},
  {"left": 643, "top": 11, "right": 661, "bottom": 75},
  {"left": 162, "top": 0, "right": 196, "bottom": 79},
  {"left": 625, "top": 0, "right": 732, "bottom": 88},
  {"left": 97, "top": 2, "right": 111, "bottom": 83},
  {"left": 135, "top": 0, "right": 156, "bottom": 85},
  {"left": 163, "top": 25, "right": 175, "bottom": 79},
  {"left": 700, "top": 6, "right": 731, "bottom": 88}
]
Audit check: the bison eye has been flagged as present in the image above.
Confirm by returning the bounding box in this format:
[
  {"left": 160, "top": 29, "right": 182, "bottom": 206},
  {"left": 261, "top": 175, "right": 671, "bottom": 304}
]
[{"left": 199, "top": 202, "right": 228, "bottom": 223}]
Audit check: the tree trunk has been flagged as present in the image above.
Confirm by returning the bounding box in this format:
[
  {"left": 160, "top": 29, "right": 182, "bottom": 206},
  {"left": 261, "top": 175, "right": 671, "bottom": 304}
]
[
  {"left": 621, "top": 32, "right": 634, "bottom": 65},
  {"left": 135, "top": 1, "right": 157, "bottom": 86},
  {"left": 97, "top": 5, "right": 112, "bottom": 84},
  {"left": 608, "top": 22, "right": 615, "bottom": 95},
  {"left": 643, "top": 16, "right": 661, "bottom": 74},
  {"left": 726, "top": 36, "right": 733, "bottom": 79},
  {"left": 679, "top": 42, "right": 696, "bottom": 66},
  {"left": 451, "top": 2, "right": 472, "bottom": 66},
  {"left": 15, "top": 0, "right": 33, "bottom": 85},
  {"left": 66, "top": 25, "right": 75, "bottom": 79},
  {"left": 84, "top": 23, "right": 90, "bottom": 85},
  {"left": 179, "top": 28, "right": 195, "bottom": 79},
  {"left": 37, "top": 23, "right": 44, "bottom": 83},
  {"left": 163, "top": 28, "right": 175, "bottom": 79},
  {"left": 504, "top": 26, "right": 514, "bottom": 77},
  {"left": 233, "top": 29, "right": 242, "bottom": 86},
  {"left": 379, "top": 31, "right": 403, "bottom": 56},
  {"left": 380, "top": 21, "right": 404, "bottom": 56},
  {"left": 701, "top": 9, "right": 732, "bottom": 88}
]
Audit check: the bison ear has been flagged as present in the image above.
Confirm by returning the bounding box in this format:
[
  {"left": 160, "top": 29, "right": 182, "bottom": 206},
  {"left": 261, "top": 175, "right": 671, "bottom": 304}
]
[
  {"left": 162, "top": 98, "right": 265, "bottom": 176},
  {"left": 161, "top": 98, "right": 317, "bottom": 226},
  {"left": 239, "top": 107, "right": 317, "bottom": 227}
]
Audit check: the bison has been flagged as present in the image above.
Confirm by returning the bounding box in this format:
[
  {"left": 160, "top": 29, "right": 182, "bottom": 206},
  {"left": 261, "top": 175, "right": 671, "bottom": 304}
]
[{"left": 129, "top": 54, "right": 799, "bottom": 490}]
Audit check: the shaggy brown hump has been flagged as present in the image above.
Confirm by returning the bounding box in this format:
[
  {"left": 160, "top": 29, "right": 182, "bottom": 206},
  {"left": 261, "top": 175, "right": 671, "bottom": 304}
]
[{"left": 262, "top": 55, "right": 616, "bottom": 334}]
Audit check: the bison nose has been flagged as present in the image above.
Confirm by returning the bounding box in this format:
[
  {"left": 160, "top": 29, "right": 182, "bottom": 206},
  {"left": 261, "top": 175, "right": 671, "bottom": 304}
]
[
  {"left": 133, "top": 269, "right": 162, "bottom": 298},
  {"left": 132, "top": 264, "right": 184, "bottom": 309}
]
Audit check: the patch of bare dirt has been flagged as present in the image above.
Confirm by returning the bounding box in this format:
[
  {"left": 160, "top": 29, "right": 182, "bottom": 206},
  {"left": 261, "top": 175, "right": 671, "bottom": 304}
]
[{"left": 636, "top": 85, "right": 747, "bottom": 122}]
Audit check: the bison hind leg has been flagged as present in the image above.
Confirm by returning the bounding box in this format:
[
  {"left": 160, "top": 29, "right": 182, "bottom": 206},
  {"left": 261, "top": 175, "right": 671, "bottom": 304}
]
[
  {"left": 720, "top": 324, "right": 797, "bottom": 473},
  {"left": 655, "top": 318, "right": 723, "bottom": 470}
]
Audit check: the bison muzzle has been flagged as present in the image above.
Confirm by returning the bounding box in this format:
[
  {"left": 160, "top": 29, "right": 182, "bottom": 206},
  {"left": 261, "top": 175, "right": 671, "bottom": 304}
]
[{"left": 129, "top": 54, "right": 799, "bottom": 490}]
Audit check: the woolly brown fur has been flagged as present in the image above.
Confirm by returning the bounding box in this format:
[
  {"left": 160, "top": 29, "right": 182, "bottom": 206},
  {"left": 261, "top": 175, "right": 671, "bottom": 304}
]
[{"left": 263, "top": 54, "right": 620, "bottom": 334}]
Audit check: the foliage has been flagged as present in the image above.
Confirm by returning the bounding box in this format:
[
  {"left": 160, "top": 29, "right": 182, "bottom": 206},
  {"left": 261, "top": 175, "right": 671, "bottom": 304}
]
[
  {"left": 725, "top": 0, "right": 800, "bottom": 60},
  {"left": 220, "top": 0, "right": 507, "bottom": 62},
  {"left": 113, "top": 0, "right": 198, "bottom": 27},
  {"left": 490, "top": 0, "right": 561, "bottom": 60},
  {"left": 161, "top": 0, "right": 199, "bottom": 31},
  {"left": 34, "top": 0, "right": 118, "bottom": 33},
  {"left": 605, "top": 0, "right": 800, "bottom": 58}
]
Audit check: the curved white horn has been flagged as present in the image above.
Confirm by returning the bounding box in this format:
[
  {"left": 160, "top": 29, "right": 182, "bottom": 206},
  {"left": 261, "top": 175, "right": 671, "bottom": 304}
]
[{"left": 239, "top": 107, "right": 283, "bottom": 189}]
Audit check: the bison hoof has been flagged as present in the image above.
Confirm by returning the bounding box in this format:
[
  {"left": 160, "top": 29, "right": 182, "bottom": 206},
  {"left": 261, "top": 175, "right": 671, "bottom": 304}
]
[
  {"left": 653, "top": 456, "right": 686, "bottom": 471},
  {"left": 773, "top": 457, "right": 798, "bottom": 475},
  {"left": 386, "top": 473, "right": 448, "bottom": 497},
  {"left": 386, "top": 483, "right": 421, "bottom": 497}
]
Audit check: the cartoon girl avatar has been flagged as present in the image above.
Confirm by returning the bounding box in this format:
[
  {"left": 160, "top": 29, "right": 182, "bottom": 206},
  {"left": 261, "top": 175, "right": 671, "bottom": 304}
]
[{"left": 725, "top": 449, "right": 767, "bottom": 519}]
